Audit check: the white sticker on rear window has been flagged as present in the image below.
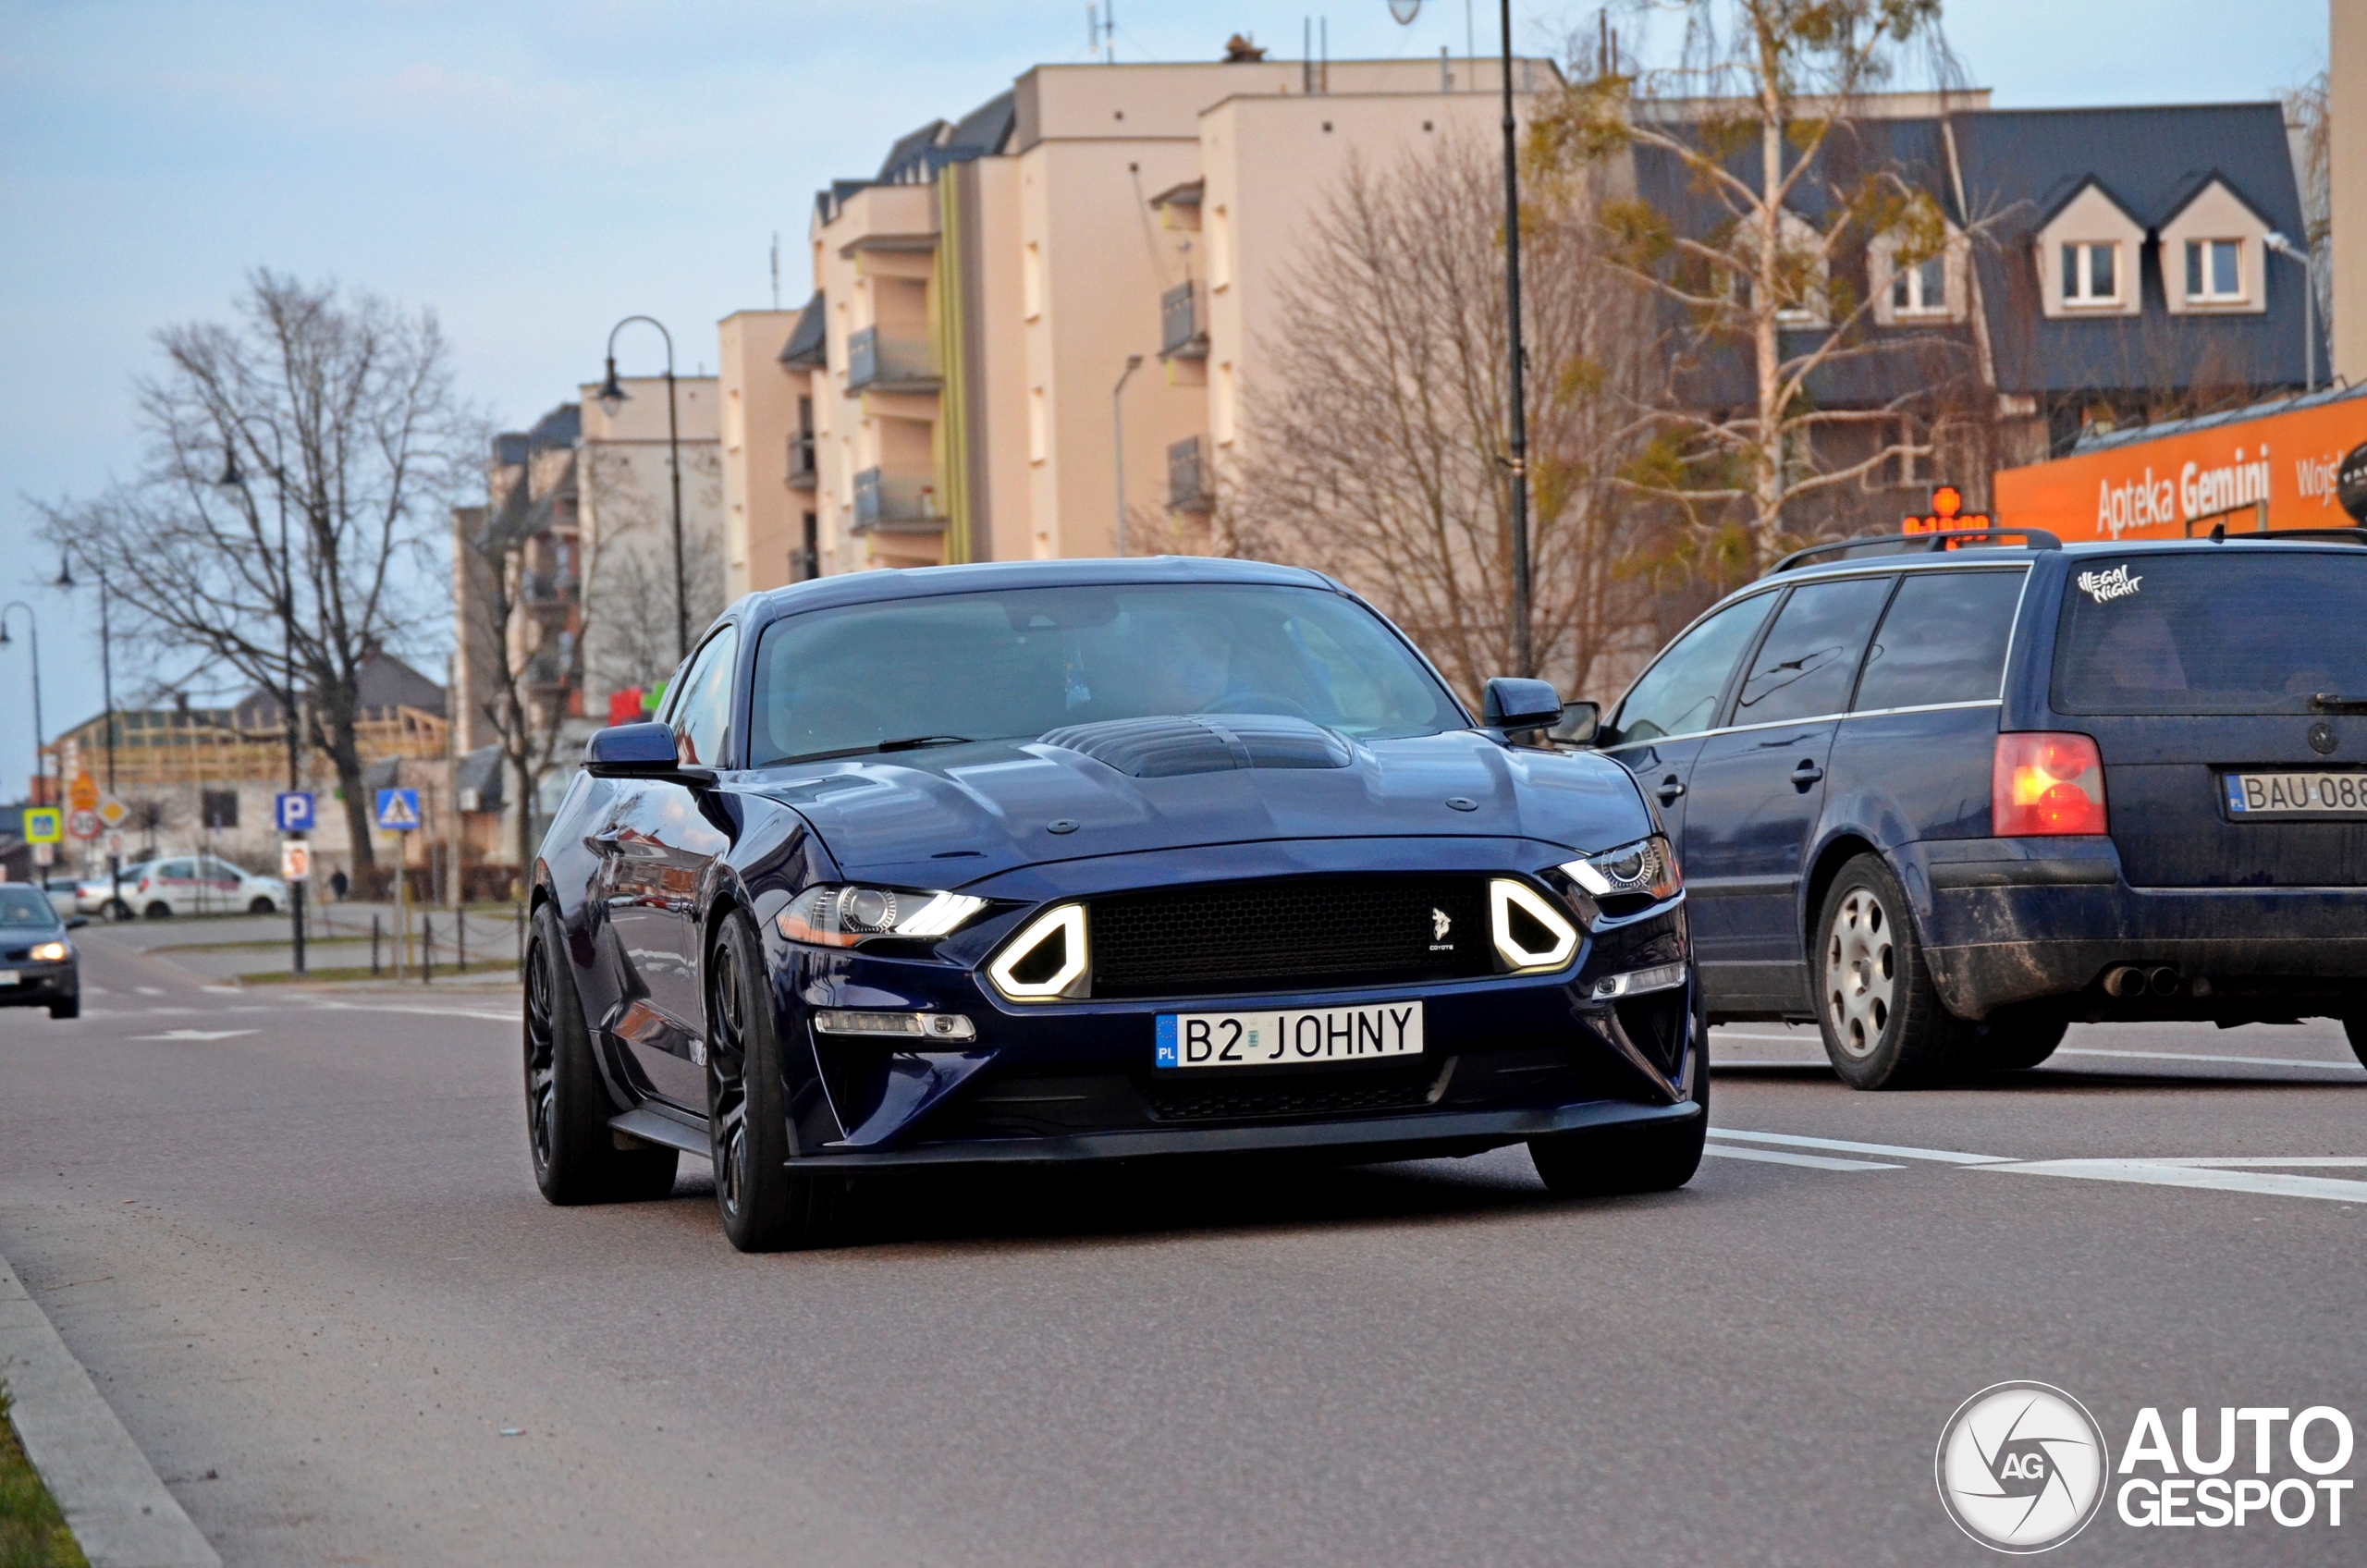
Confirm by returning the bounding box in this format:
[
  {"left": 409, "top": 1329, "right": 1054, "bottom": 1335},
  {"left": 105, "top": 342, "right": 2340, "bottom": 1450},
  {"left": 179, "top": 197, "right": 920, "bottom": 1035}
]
[{"left": 2075, "top": 565, "right": 2141, "bottom": 605}]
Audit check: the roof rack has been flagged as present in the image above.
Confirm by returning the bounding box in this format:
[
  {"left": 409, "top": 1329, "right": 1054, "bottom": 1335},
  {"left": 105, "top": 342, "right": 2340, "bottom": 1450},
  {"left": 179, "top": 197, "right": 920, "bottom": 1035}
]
[
  {"left": 1769, "top": 527, "right": 2064, "bottom": 575},
  {"left": 2204, "top": 523, "right": 2367, "bottom": 545}
]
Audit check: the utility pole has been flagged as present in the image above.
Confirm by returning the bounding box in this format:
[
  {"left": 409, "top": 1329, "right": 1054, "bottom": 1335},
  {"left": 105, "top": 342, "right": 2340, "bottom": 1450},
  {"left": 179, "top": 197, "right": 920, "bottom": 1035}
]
[{"left": 1499, "top": 0, "right": 1534, "bottom": 678}]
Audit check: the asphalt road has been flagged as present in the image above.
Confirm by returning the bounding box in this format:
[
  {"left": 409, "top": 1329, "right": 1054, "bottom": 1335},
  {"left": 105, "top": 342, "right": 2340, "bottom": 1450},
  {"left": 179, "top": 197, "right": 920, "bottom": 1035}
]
[{"left": 3, "top": 926, "right": 2363, "bottom": 1565}]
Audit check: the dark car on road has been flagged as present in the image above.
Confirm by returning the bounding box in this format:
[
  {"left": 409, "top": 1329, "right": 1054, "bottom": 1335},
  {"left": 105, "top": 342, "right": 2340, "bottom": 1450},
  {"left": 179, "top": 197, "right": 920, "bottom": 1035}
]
[
  {"left": 0, "top": 883, "right": 83, "bottom": 1018},
  {"left": 1585, "top": 527, "right": 2367, "bottom": 1088},
  {"left": 528, "top": 558, "right": 1701, "bottom": 1249}
]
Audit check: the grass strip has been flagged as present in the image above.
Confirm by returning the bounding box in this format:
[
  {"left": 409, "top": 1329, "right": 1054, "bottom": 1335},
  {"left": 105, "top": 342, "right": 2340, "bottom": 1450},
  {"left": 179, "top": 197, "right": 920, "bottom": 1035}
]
[{"left": 0, "top": 1389, "right": 90, "bottom": 1568}]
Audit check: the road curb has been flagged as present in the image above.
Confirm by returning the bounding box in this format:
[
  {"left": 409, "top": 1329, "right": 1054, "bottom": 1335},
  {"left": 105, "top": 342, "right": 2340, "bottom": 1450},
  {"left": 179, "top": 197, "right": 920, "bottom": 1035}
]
[{"left": 0, "top": 1248, "right": 219, "bottom": 1568}]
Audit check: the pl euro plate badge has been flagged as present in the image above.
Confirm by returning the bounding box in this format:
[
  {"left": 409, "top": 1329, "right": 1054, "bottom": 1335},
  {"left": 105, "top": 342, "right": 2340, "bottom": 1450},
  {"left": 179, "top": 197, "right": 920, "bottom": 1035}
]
[{"left": 1155, "top": 1002, "right": 1423, "bottom": 1071}]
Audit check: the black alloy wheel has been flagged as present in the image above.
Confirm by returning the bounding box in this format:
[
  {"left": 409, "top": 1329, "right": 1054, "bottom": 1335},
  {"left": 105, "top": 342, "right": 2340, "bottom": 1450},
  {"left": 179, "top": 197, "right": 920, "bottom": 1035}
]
[
  {"left": 523, "top": 902, "right": 678, "bottom": 1205},
  {"left": 706, "top": 911, "right": 847, "bottom": 1252}
]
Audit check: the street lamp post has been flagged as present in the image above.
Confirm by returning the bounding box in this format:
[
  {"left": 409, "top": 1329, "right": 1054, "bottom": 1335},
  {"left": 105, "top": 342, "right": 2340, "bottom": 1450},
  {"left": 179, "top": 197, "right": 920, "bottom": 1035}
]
[
  {"left": 55, "top": 557, "right": 120, "bottom": 914},
  {"left": 2265, "top": 231, "right": 2318, "bottom": 395},
  {"left": 597, "top": 317, "right": 689, "bottom": 665},
  {"left": 1112, "top": 354, "right": 1144, "bottom": 557},
  {"left": 219, "top": 423, "right": 308, "bottom": 972},
  {"left": 0, "top": 604, "right": 48, "bottom": 809}
]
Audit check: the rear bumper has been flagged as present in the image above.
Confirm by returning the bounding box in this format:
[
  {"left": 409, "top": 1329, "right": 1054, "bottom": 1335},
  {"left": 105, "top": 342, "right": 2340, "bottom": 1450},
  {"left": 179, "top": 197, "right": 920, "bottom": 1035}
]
[{"left": 1898, "top": 838, "right": 2367, "bottom": 1020}]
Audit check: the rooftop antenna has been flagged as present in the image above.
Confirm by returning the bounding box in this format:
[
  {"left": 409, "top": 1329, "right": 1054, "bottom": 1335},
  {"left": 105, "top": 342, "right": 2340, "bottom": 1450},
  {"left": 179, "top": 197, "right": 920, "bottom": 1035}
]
[
  {"left": 1088, "top": 0, "right": 1114, "bottom": 61},
  {"left": 1304, "top": 16, "right": 1311, "bottom": 92},
  {"left": 769, "top": 232, "right": 779, "bottom": 311}
]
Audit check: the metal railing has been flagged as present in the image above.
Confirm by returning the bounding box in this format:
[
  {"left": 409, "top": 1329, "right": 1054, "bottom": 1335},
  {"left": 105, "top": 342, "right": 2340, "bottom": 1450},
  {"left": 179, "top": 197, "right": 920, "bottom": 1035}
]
[
  {"left": 846, "top": 326, "right": 937, "bottom": 390},
  {"left": 1169, "top": 435, "right": 1215, "bottom": 514},
  {"left": 1160, "top": 282, "right": 1206, "bottom": 359},
  {"left": 852, "top": 468, "right": 944, "bottom": 530}
]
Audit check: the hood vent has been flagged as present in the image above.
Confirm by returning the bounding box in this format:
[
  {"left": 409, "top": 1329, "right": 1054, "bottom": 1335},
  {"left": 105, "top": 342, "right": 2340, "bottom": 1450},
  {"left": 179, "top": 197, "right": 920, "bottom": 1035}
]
[{"left": 1038, "top": 715, "right": 1353, "bottom": 778}]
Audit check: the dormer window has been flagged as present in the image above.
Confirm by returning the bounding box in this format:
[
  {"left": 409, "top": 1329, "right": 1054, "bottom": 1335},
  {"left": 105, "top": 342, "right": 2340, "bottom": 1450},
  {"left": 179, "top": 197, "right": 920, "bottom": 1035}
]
[
  {"left": 2062, "top": 241, "right": 2119, "bottom": 306},
  {"left": 2185, "top": 239, "right": 2241, "bottom": 302},
  {"left": 1892, "top": 254, "right": 1945, "bottom": 316}
]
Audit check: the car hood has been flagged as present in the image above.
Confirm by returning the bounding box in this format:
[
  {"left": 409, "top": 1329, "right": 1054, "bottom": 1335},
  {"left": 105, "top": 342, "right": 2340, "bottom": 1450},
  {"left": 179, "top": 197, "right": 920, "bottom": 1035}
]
[{"left": 742, "top": 728, "right": 1652, "bottom": 888}]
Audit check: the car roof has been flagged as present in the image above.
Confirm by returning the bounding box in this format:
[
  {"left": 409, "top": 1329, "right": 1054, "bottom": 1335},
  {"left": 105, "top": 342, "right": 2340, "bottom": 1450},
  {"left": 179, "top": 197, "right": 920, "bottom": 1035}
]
[
  {"left": 1761, "top": 534, "right": 2367, "bottom": 586},
  {"left": 742, "top": 556, "right": 1343, "bottom": 625}
]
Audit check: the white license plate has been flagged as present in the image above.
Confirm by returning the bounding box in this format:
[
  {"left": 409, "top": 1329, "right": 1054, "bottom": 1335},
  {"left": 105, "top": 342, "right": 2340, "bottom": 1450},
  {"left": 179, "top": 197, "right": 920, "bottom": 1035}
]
[
  {"left": 2225, "top": 773, "right": 2367, "bottom": 816},
  {"left": 0, "top": 971, "right": 18, "bottom": 986},
  {"left": 1154, "top": 1002, "right": 1423, "bottom": 1071}
]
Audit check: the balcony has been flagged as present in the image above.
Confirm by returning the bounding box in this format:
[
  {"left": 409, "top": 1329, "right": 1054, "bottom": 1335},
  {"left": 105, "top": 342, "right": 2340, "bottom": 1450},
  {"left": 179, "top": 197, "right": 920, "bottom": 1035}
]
[
  {"left": 788, "top": 431, "right": 817, "bottom": 491},
  {"left": 1168, "top": 435, "right": 1215, "bottom": 514},
  {"left": 846, "top": 327, "right": 939, "bottom": 393},
  {"left": 852, "top": 468, "right": 945, "bottom": 533},
  {"left": 1159, "top": 282, "right": 1208, "bottom": 361},
  {"left": 521, "top": 570, "right": 576, "bottom": 606}
]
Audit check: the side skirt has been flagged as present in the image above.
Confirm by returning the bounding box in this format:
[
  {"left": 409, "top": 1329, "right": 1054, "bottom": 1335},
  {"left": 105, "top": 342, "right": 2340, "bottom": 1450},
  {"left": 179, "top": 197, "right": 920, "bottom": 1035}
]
[{"left": 611, "top": 1104, "right": 711, "bottom": 1158}]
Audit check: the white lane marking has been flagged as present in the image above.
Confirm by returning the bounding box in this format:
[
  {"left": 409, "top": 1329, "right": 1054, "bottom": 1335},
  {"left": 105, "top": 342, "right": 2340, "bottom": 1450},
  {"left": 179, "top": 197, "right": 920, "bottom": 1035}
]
[
  {"left": 1709, "top": 1128, "right": 2017, "bottom": 1165},
  {"left": 130, "top": 1029, "right": 256, "bottom": 1042},
  {"left": 314, "top": 1001, "right": 515, "bottom": 1023},
  {"left": 1713, "top": 1060, "right": 1831, "bottom": 1069},
  {"left": 1701, "top": 1145, "right": 1902, "bottom": 1172},
  {"left": 2054, "top": 1047, "right": 2363, "bottom": 1072},
  {"left": 2122, "top": 1157, "right": 2367, "bottom": 1169},
  {"left": 135, "top": 986, "right": 164, "bottom": 996},
  {"left": 202, "top": 985, "right": 242, "bottom": 994},
  {"left": 1978, "top": 1160, "right": 2367, "bottom": 1205}
]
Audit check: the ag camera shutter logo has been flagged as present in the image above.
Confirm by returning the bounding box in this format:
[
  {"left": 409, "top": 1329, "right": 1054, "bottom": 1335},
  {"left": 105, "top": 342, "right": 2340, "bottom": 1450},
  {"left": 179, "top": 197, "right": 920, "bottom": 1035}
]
[{"left": 1936, "top": 1382, "right": 2110, "bottom": 1552}]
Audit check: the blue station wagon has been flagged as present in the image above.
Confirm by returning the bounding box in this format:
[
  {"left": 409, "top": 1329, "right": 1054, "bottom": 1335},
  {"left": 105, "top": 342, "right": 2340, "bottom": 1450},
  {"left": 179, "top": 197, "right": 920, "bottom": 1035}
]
[{"left": 1587, "top": 528, "right": 2367, "bottom": 1088}]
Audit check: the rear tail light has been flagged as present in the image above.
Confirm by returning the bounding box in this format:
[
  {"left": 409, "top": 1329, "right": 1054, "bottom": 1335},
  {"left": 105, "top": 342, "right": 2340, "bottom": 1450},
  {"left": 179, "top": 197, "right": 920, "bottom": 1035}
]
[{"left": 1993, "top": 732, "right": 2107, "bottom": 836}]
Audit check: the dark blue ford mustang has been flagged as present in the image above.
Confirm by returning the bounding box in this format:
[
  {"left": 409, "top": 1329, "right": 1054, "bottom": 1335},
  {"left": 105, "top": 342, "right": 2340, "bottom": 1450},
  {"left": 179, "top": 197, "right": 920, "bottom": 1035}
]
[{"left": 527, "top": 557, "right": 1702, "bottom": 1250}]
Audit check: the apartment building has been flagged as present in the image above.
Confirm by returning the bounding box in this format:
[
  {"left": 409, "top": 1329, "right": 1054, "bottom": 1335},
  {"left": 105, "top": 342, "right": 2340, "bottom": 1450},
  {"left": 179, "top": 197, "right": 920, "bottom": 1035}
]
[{"left": 718, "top": 50, "right": 1559, "bottom": 594}]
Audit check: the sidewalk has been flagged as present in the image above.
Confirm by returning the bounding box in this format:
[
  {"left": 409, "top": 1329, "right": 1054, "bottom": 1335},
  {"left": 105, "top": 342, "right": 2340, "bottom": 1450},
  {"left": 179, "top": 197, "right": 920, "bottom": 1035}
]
[{"left": 85, "top": 906, "right": 525, "bottom": 990}]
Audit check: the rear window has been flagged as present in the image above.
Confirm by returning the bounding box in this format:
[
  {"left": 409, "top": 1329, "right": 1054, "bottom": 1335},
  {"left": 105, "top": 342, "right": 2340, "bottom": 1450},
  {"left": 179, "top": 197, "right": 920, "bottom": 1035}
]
[
  {"left": 2054, "top": 552, "right": 2367, "bottom": 715},
  {"left": 1853, "top": 570, "right": 2026, "bottom": 711}
]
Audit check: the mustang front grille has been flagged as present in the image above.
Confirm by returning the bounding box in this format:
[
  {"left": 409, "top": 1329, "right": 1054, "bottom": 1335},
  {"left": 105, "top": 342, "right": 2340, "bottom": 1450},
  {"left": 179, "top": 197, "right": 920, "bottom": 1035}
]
[{"left": 1086, "top": 875, "right": 1495, "bottom": 999}]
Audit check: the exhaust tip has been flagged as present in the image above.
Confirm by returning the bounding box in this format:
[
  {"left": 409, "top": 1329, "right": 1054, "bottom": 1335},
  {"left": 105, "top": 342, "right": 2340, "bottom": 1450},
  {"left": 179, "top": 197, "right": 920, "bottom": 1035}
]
[
  {"left": 2103, "top": 964, "right": 2146, "bottom": 998},
  {"left": 2147, "top": 965, "right": 2181, "bottom": 998}
]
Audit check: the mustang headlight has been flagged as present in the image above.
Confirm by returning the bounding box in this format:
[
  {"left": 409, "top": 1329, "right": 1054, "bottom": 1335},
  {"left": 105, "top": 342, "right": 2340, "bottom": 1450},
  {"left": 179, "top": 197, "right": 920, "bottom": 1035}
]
[
  {"left": 776, "top": 885, "right": 987, "bottom": 947},
  {"left": 28, "top": 940, "right": 67, "bottom": 962},
  {"left": 985, "top": 904, "right": 1089, "bottom": 1001},
  {"left": 1560, "top": 835, "right": 1682, "bottom": 903},
  {"left": 1488, "top": 878, "right": 1580, "bottom": 973}
]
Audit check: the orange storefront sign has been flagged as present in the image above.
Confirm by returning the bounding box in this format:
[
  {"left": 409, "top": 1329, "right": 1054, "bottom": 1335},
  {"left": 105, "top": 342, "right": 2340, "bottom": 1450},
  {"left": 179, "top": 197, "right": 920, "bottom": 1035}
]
[{"left": 1993, "top": 391, "right": 2367, "bottom": 543}]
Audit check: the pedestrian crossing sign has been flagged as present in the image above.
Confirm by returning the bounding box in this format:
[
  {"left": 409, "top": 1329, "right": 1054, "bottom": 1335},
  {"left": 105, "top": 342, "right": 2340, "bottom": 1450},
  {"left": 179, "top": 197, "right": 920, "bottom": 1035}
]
[
  {"left": 22, "top": 807, "right": 61, "bottom": 844},
  {"left": 374, "top": 788, "right": 422, "bottom": 832}
]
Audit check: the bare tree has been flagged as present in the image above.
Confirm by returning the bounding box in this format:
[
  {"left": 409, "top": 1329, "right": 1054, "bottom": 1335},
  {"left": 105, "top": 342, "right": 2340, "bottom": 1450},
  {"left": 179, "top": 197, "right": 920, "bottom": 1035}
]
[
  {"left": 1197, "top": 133, "right": 1668, "bottom": 704},
  {"left": 583, "top": 442, "right": 727, "bottom": 700},
  {"left": 36, "top": 271, "right": 469, "bottom": 868},
  {"left": 2285, "top": 70, "right": 2333, "bottom": 340},
  {"left": 1533, "top": 0, "right": 1989, "bottom": 571}
]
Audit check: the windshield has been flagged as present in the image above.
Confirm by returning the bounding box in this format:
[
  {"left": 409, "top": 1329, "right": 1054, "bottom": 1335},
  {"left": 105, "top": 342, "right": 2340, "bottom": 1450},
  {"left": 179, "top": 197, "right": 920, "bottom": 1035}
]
[
  {"left": 0, "top": 888, "right": 58, "bottom": 926},
  {"left": 749, "top": 582, "right": 1462, "bottom": 766},
  {"left": 2054, "top": 552, "right": 2367, "bottom": 715}
]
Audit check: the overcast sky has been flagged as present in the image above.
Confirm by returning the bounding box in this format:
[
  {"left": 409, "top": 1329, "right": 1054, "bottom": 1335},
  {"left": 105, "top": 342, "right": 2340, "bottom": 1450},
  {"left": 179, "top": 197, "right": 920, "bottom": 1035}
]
[{"left": 0, "top": 0, "right": 2330, "bottom": 794}]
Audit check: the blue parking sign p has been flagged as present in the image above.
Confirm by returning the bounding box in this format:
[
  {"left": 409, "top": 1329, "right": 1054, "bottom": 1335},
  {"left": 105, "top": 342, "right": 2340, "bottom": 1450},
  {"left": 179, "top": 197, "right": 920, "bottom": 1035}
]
[
  {"left": 374, "top": 788, "right": 421, "bottom": 832},
  {"left": 276, "top": 791, "right": 315, "bottom": 832}
]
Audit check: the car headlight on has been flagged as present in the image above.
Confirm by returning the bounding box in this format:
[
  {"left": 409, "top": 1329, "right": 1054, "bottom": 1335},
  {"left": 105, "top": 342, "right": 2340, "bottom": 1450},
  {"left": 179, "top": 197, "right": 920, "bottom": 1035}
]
[
  {"left": 776, "top": 885, "right": 987, "bottom": 947},
  {"left": 985, "top": 904, "right": 1089, "bottom": 1001},
  {"left": 1488, "top": 878, "right": 1580, "bottom": 973},
  {"left": 1560, "top": 835, "right": 1682, "bottom": 903},
  {"left": 28, "top": 940, "right": 67, "bottom": 962}
]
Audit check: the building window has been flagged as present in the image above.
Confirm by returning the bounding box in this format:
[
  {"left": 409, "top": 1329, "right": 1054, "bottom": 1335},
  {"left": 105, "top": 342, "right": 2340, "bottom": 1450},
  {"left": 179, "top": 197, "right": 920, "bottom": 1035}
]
[
  {"left": 794, "top": 512, "right": 818, "bottom": 582},
  {"left": 1028, "top": 388, "right": 1048, "bottom": 463},
  {"left": 1891, "top": 253, "right": 1945, "bottom": 316},
  {"left": 1023, "top": 243, "right": 1043, "bottom": 320},
  {"left": 2061, "top": 241, "right": 2118, "bottom": 305},
  {"left": 2185, "top": 239, "right": 2242, "bottom": 302}
]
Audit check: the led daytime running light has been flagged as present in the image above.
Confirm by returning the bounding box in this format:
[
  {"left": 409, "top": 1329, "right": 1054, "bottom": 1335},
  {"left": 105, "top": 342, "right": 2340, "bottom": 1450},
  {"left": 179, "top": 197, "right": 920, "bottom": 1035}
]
[
  {"left": 1561, "top": 836, "right": 1682, "bottom": 901},
  {"left": 986, "top": 904, "right": 1089, "bottom": 1001},
  {"left": 1488, "top": 878, "right": 1580, "bottom": 972},
  {"left": 777, "top": 885, "right": 987, "bottom": 947}
]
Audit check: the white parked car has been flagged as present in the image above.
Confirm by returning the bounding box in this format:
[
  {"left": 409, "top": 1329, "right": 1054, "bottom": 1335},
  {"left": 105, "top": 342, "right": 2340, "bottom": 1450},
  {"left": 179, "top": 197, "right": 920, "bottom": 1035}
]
[{"left": 85, "top": 856, "right": 288, "bottom": 919}]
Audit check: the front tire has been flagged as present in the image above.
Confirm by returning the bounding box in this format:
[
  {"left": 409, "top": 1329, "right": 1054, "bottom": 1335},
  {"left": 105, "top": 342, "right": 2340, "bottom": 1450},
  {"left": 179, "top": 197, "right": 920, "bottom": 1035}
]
[
  {"left": 1962, "top": 1002, "right": 2069, "bottom": 1072},
  {"left": 248, "top": 896, "right": 276, "bottom": 914},
  {"left": 143, "top": 901, "right": 171, "bottom": 920},
  {"left": 1814, "top": 853, "right": 1968, "bottom": 1089},
  {"left": 524, "top": 903, "right": 678, "bottom": 1205},
  {"left": 49, "top": 995, "right": 80, "bottom": 1021},
  {"left": 2347, "top": 1018, "right": 2367, "bottom": 1070},
  {"left": 1529, "top": 991, "right": 1709, "bottom": 1196},
  {"left": 707, "top": 911, "right": 847, "bottom": 1252}
]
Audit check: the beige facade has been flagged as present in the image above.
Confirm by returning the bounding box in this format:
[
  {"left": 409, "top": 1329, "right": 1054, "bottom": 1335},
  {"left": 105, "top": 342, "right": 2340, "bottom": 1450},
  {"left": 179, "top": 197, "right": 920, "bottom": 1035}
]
[
  {"left": 717, "top": 55, "right": 1559, "bottom": 596},
  {"left": 2333, "top": 0, "right": 2367, "bottom": 383}
]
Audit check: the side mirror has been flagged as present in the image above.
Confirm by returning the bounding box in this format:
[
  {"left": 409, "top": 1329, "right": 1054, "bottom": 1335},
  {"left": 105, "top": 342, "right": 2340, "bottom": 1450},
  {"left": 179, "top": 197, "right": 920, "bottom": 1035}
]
[
  {"left": 1481, "top": 677, "right": 1564, "bottom": 732},
  {"left": 1550, "top": 701, "right": 1600, "bottom": 746},
  {"left": 583, "top": 722, "right": 681, "bottom": 778},
  {"left": 66, "top": 916, "right": 88, "bottom": 930}
]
